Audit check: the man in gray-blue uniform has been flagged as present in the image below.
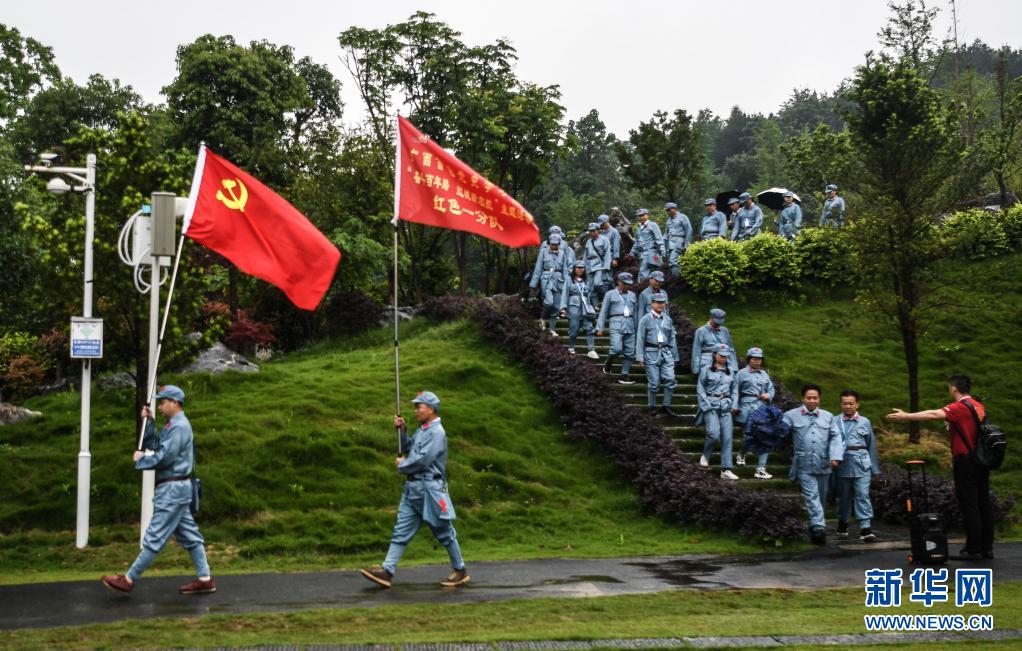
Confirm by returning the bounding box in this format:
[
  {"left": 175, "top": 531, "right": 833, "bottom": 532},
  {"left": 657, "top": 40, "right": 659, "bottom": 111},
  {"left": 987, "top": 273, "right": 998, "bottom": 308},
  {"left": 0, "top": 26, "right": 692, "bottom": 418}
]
[
  {"left": 636, "top": 270, "right": 665, "bottom": 320},
  {"left": 536, "top": 225, "right": 576, "bottom": 266},
  {"left": 629, "top": 208, "right": 665, "bottom": 281},
  {"left": 529, "top": 233, "right": 570, "bottom": 336},
  {"left": 664, "top": 202, "right": 693, "bottom": 276},
  {"left": 778, "top": 192, "right": 803, "bottom": 240},
  {"left": 733, "top": 347, "right": 775, "bottom": 479},
  {"left": 560, "top": 260, "right": 599, "bottom": 358},
  {"left": 820, "top": 184, "right": 846, "bottom": 229},
  {"left": 597, "top": 272, "right": 638, "bottom": 385},
  {"left": 584, "top": 222, "right": 613, "bottom": 305},
  {"left": 783, "top": 384, "right": 844, "bottom": 545},
  {"left": 598, "top": 214, "right": 622, "bottom": 269},
  {"left": 696, "top": 343, "right": 740, "bottom": 480},
  {"left": 699, "top": 198, "right": 728, "bottom": 240},
  {"left": 833, "top": 389, "right": 880, "bottom": 542},
  {"left": 690, "top": 308, "right": 738, "bottom": 375},
  {"left": 731, "top": 192, "right": 764, "bottom": 241},
  {"left": 102, "top": 385, "right": 214, "bottom": 595},
  {"left": 635, "top": 291, "right": 679, "bottom": 418},
  {"left": 361, "top": 391, "right": 469, "bottom": 588}
]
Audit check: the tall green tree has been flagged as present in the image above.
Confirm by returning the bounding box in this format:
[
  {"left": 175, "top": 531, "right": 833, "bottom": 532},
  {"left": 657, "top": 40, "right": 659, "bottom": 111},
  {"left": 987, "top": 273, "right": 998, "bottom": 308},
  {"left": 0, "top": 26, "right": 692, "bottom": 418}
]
[
  {"left": 843, "top": 55, "right": 960, "bottom": 442},
  {"left": 615, "top": 109, "right": 703, "bottom": 202},
  {"left": 339, "top": 12, "right": 563, "bottom": 298},
  {"left": 163, "top": 35, "right": 343, "bottom": 314}
]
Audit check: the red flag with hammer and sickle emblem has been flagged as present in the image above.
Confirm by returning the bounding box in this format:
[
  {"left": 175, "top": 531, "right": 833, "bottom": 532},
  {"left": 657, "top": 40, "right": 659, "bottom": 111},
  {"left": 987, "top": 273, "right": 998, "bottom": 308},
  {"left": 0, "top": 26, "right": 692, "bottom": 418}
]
[
  {"left": 183, "top": 146, "right": 341, "bottom": 310},
  {"left": 394, "top": 115, "right": 540, "bottom": 247}
]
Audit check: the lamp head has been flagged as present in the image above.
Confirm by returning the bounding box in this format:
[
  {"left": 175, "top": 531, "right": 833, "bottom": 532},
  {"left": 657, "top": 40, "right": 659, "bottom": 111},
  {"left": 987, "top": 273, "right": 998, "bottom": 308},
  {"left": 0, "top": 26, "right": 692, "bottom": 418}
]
[{"left": 46, "top": 177, "right": 72, "bottom": 195}]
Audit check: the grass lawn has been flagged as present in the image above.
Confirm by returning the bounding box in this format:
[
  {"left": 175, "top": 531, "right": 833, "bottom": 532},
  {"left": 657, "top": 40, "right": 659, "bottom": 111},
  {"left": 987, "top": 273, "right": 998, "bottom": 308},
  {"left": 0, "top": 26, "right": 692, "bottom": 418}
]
[
  {"left": 0, "top": 319, "right": 783, "bottom": 585},
  {"left": 2, "top": 582, "right": 1019, "bottom": 650},
  {"left": 676, "top": 252, "right": 1022, "bottom": 537}
]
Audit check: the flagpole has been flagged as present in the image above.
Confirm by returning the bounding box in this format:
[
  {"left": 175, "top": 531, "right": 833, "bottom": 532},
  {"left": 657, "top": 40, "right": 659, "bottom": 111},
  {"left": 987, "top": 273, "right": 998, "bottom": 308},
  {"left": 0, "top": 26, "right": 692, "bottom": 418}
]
[
  {"left": 136, "top": 143, "right": 205, "bottom": 450},
  {"left": 392, "top": 115, "right": 403, "bottom": 456}
]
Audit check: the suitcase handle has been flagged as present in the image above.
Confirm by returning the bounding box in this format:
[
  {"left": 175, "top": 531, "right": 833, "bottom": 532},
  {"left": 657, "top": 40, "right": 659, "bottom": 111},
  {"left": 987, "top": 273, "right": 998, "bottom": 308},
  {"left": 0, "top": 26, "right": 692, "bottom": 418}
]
[{"left": 905, "top": 460, "right": 930, "bottom": 513}]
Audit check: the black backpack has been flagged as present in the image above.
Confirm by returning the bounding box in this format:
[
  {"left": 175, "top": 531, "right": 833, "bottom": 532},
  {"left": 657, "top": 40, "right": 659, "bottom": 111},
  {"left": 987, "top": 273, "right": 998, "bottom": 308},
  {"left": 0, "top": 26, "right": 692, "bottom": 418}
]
[{"left": 952, "top": 399, "right": 1007, "bottom": 470}]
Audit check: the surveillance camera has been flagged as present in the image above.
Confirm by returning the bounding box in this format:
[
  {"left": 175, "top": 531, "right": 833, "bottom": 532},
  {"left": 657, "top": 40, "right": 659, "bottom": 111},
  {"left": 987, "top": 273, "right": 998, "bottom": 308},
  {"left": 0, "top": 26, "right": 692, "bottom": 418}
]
[{"left": 38, "top": 153, "right": 58, "bottom": 167}]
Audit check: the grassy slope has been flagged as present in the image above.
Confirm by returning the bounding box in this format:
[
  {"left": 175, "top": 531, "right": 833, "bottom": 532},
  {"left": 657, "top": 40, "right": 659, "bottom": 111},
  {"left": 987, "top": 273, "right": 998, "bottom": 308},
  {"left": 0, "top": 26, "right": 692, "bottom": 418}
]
[
  {"left": 677, "top": 252, "right": 1022, "bottom": 536},
  {"left": 2, "top": 582, "right": 1020, "bottom": 649},
  {"left": 0, "top": 319, "right": 765, "bottom": 584}
]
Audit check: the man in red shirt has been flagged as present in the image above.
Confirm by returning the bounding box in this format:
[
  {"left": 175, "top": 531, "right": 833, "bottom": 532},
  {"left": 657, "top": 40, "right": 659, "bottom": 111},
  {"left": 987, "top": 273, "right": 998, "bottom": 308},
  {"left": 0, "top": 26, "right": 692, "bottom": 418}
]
[{"left": 887, "top": 374, "right": 992, "bottom": 560}]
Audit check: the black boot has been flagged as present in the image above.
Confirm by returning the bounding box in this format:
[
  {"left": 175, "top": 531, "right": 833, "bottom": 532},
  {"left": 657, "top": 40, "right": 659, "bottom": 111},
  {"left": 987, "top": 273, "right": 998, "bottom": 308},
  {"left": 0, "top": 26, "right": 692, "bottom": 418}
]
[
  {"left": 661, "top": 405, "right": 680, "bottom": 418},
  {"left": 647, "top": 406, "right": 660, "bottom": 419},
  {"left": 603, "top": 358, "right": 613, "bottom": 375}
]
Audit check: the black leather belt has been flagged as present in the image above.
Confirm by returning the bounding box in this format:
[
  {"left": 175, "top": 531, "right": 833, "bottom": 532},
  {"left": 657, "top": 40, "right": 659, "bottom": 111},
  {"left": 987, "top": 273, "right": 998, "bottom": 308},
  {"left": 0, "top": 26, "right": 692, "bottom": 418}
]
[
  {"left": 846, "top": 445, "right": 867, "bottom": 451},
  {"left": 407, "top": 474, "right": 444, "bottom": 481},
  {"left": 156, "top": 475, "right": 192, "bottom": 486}
]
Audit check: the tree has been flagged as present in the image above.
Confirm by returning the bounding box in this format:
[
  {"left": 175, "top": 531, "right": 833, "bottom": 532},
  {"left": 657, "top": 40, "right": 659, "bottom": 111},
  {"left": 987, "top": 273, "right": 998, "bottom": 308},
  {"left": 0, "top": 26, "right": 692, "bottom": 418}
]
[
  {"left": 877, "top": 0, "right": 946, "bottom": 70},
  {"left": 615, "top": 109, "right": 703, "bottom": 202},
  {"left": 777, "top": 87, "right": 846, "bottom": 136},
  {"left": 783, "top": 124, "right": 859, "bottom": 219},
  {"left": 11, "top": 74, "right": 143, "bottom": 159},
  {"left": 163, "top": 35, "right": 343, "bottom": 314},
  {"left": 339, "top": 12, "right": 563, "bottom": 298},
  {"left": 752, "top": 119, "right": 787, "bottom": 190},
  {"left": 979, "top": 48, "right": 1022, "bottom": 206},
  {"left": 843, "top": 55, "right": 960, "bottom": 442},
  {"left": 0, "top": 23, "right": 59, "bottom": 124}
]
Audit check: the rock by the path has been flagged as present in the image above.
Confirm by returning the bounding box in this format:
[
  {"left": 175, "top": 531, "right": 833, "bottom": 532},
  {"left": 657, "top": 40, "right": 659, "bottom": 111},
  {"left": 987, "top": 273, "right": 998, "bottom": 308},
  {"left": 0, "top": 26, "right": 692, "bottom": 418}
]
[
  {"left": 379, "top": 305, "right": 418, "bottom": 327},
  {"left": 181, "top": 343, "right": 259, "bottom": 374},
  {"left": 96, "top": 372, "right": 135, "bottom": 391},
  {"left": 0, "top": 403, "right": 42, "bottom": 426}
]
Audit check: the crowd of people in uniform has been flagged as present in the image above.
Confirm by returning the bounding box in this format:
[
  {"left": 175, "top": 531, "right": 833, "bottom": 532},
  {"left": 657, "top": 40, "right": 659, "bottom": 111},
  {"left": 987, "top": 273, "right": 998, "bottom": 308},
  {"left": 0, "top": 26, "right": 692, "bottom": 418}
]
[{"left": 528, "top": 186, "right": 880, "bottom": 545}]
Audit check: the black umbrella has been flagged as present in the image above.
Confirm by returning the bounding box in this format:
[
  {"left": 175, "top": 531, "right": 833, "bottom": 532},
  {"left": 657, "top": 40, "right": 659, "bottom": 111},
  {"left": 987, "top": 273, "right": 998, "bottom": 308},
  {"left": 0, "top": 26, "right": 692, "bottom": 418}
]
[
  {"left": 756, "top": 187, "right": 801, "bottom": 211},
  {"left": 715, "top": 189, "right": 741, "bottom": 212}
]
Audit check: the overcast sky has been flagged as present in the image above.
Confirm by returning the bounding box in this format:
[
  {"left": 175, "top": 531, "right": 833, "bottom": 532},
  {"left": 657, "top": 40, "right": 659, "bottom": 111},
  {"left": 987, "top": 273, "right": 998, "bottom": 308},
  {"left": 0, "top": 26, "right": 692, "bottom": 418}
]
[{"left": 6, "top": 0, "right": 1021, "bottom": 137}]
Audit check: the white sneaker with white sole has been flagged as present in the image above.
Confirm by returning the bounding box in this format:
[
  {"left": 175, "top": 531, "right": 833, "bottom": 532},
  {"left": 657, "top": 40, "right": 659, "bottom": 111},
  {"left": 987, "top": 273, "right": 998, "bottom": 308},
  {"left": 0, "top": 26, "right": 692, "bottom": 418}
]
[
  {"left": 699, "top": 455, "right": 709, "bottom": 467},
  {"left": 720, "top": 469, "right": 739, "bottom": 480},
  {"left": 586, "top": 350, "right": 599, "bottom": 359},
  {"left": 754, "top": 467, "right": 773, "bottom": 480},
  {"left": 567, "top": 347, "right": 576, "bottom": 355},
  {"left": 735, "top": 454, "right": 746, "bottom": 466}
]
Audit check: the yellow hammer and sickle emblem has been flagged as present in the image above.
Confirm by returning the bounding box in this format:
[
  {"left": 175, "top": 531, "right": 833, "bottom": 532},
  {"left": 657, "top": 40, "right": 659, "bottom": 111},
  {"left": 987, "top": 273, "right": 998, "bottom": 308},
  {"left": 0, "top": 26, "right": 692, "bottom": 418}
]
[{"left": 216, "top": 178, "right": 248, "bottom": 212}]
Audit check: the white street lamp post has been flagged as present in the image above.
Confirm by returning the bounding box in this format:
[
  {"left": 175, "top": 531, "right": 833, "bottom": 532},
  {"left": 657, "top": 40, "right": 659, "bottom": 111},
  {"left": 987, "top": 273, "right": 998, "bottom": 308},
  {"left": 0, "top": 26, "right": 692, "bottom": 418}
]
[{"left": 25, "top": 154, "right": 97, "bottom": 548}]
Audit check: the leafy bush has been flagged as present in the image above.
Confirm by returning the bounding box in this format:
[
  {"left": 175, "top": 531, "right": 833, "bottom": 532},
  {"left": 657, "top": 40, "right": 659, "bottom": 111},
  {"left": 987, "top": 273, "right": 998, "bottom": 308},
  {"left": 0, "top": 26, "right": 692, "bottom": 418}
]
[
  {"left": 322, "top": 290, "right": 383, "bottom": 337},
  {"left": 0, "top": 332, "right": 40, "bottom": 377},
  {"left": 998, "top": 204, "right": 1022, "bottom": 247},
  {"left": 793, "top": 227, "right": 853, "bottom": 286},
  {"left": 224, "top": 310, "right": 276, "bottom": 355},
  {"left": 742, "top": 233, "right": 802, "bottom": 290},
  {"left": 938, "top": 209, "right": 1009, "bottom": 259},
  {"left": 679, "top": 239, "right": 749, "bottom": 295},
  {"left": 2, "top": 355, "right": 45, "bottom": 401},
  {"left": 425, "top": 295, "right": 807, "bottom": 543}
]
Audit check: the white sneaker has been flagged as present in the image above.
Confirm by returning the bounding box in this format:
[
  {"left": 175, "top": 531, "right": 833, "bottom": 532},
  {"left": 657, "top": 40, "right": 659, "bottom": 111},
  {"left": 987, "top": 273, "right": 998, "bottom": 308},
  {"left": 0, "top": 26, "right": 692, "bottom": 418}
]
[
  {"left": 567, "top": 347, "right": 576, "bottom": 355},
  {"left": 735, "top": 453, "right": 746, "bottom": 466},
  {"left": 720, "top": 469, "right": 739, "bottom": 480},
  {"left": 548, "top": 329, "right": 559, "bottom": 337},
  {"left": 587, "top": 350, "right": 599, "bottom": 360},
  {"left": 754, "top": 467, "right": 773, "bottom": 480},
  {"left": 699, "top": 455, "right": 709, "bottom": 467}
]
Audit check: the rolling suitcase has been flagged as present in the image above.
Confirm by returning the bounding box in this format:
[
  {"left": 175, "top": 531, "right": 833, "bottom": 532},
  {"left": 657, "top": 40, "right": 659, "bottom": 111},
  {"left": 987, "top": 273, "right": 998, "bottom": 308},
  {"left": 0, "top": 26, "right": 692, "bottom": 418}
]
[{"left": 905, "top": 460, "right": 948, "bottom": 565}]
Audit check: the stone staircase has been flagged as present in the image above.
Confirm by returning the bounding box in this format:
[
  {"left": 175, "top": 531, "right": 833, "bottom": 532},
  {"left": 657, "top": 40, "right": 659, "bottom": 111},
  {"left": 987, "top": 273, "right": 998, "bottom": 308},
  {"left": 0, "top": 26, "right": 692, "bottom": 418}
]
[
  {"left": 551, "top": 317, "right": 918, "bottom": 545},
  {"left": 550, "top": 319, "right": 793, "bottom": 489}
]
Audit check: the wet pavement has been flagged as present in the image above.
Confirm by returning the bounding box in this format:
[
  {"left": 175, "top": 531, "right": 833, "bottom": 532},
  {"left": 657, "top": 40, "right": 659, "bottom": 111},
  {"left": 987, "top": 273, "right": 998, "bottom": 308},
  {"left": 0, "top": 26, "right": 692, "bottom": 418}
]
[{"left": 0, "top": 542, "right": 1017, "bottom": 631}]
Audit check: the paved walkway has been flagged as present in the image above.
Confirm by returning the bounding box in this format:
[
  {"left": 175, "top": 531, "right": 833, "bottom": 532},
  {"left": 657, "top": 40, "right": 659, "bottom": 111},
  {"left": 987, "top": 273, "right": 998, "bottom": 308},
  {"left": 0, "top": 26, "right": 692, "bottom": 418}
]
[{"left": 0, "top": 543, "right": 1016, "bottom": 631}]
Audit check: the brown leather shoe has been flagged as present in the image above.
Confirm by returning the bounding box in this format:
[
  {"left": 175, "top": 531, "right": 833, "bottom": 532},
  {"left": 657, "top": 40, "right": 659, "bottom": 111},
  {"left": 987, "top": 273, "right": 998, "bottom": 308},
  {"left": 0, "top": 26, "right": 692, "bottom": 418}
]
[
  {"left": 178, "top": 578, "right": 217, "bottom": 594},
  {"left": 440, "top": 567, "right": 470, "bottom": 587},
  {"left": 102, "top": 574, "right": 134, "bottom": 594},
  {"left": 359, "top": 565, "right": 393, "bottom": 588}
]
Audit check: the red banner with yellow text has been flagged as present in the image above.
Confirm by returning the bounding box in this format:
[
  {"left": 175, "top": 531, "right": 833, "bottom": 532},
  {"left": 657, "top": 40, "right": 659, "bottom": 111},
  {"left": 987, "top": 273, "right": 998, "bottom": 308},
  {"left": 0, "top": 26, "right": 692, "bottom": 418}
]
[{"left": 395, "top": 115, "right": 540, "bottom": 247}]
